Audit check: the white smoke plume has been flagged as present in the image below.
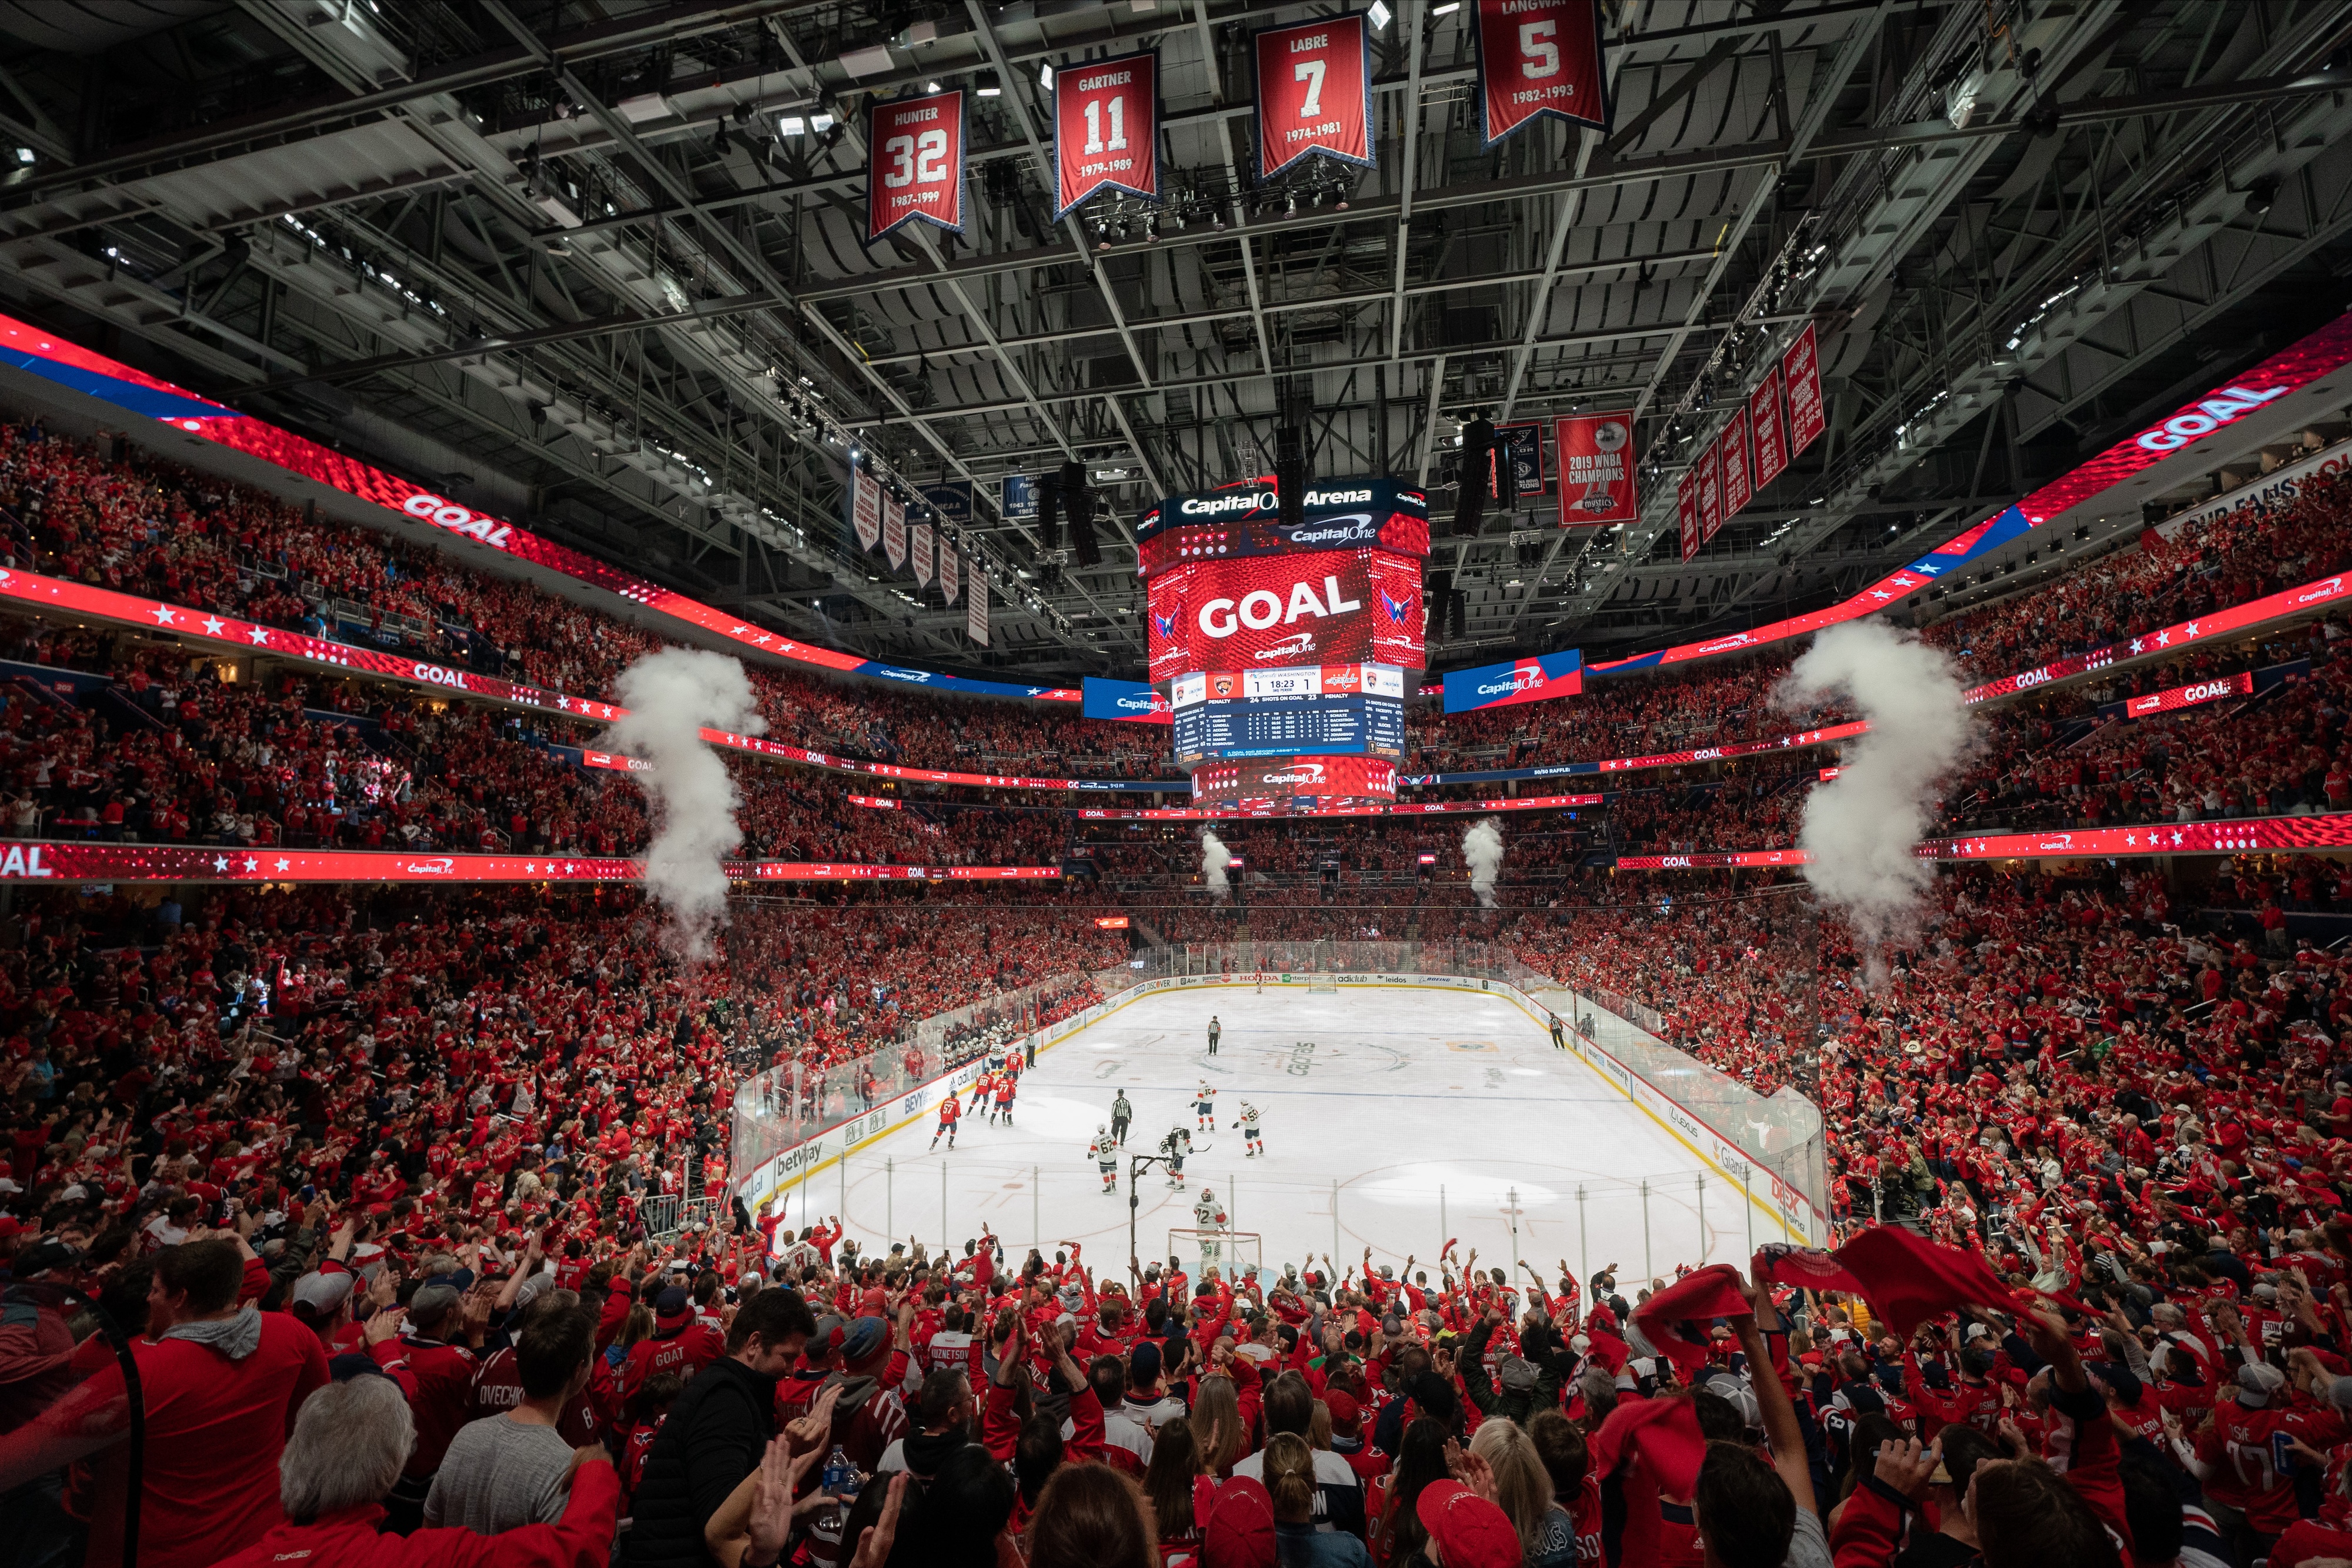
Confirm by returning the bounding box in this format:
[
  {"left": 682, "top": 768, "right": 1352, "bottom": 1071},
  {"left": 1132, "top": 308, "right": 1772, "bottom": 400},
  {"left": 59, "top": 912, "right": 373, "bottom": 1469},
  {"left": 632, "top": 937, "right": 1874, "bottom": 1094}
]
[
  {"left": 1200, "top": 830, "right": 1232, "bottom": 901},
  {"left": 606, "top": 647, "right": 767, "bottom": 959},
  {"left": 1776, "top": 620, "right": 1973, "bottom": 974},
  {"left": 1462, "top": 817, "right": 1505, "bottom": 909}
]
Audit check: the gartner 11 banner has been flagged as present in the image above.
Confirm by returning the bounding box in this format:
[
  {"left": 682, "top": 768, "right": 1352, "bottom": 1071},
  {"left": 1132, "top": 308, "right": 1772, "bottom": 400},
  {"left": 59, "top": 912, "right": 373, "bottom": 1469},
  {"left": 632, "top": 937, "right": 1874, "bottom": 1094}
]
[{"left": 1442, "top": 650, "right": 1584, "bottom": 713}]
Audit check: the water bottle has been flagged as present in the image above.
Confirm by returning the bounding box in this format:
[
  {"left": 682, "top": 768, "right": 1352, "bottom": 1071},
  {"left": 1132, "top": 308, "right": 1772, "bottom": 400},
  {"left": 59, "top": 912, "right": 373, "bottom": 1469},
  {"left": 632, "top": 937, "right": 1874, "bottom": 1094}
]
[{"left": 823, "top": 1443, "right": 857, "bottom": 1501}]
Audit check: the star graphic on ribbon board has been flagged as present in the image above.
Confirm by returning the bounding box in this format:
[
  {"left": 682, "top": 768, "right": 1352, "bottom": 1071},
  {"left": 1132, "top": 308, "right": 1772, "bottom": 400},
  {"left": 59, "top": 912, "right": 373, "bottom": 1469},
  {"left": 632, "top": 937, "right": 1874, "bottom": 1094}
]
[
  {"left": 201, "top": 617, "right": 224, "bottom": 635},
  {"left": 150, "top": 604, "right": 176, "bottom": 625}
]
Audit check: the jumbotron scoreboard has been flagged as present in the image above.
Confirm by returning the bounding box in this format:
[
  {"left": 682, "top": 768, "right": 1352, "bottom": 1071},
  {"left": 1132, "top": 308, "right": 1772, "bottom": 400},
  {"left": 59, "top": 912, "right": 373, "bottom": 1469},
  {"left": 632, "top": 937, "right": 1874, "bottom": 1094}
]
[{"left": 1138, "top": 477, "right": 1426, "bottom": 811}]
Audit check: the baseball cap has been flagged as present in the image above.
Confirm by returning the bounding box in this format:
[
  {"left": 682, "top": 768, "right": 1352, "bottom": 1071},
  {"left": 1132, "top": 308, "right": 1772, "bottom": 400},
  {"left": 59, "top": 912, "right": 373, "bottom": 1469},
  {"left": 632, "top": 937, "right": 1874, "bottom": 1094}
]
[
  {"left": 1130, "top": 1341, "right": 1162, "bottom": 1385},
  {"left": 2237, "top": 1361, "right": 2287, "bottom": 1407},
  {"left": 841, "top": 1316, "right": 888, "bottom": 1369},
  {"left": 292, "top": 1272, "right": 356, "bottom": 1314},
  {"left": 409, "top": 1282, "right": 462, "bottom": 1319},
  {"left": 1416, "top": 1482, "right": 1522, "bottom": 1568},
  {"left": 654, "top": 1287, "right": 693, "bottom": 1329},
  {"left": 1201, "top": 1477, "right": 1275, "bottom": 1568},
  {"left": 1324, "top": 1390, "right": 1360, "bottom": 1429}
]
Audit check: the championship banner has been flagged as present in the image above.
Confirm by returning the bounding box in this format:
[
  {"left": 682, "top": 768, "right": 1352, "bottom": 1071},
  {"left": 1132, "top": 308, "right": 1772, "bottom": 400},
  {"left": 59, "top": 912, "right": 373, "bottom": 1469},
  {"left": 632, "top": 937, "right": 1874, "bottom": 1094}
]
[
  {"left": 913, "top": 523, "right": 935, "bottom": 588},
  {"left": 1492, "top": 420, "right": 1546, "bottom": 500},
  {"left": 1783, "top": 322, "right": 1825, "bottom": 457},
  {"left": 967, "top": 572, "right": 990, "bottom": 646},
  {"left": 1677, "top": 471, "right": 1700, "bottom": 562},
  {"left": 883, "top": 493, "right": 907, "bottom": 569},
  {"left": 1718, "top": 407, "right": 1752, "bottom": 520},
  {"left": 941, "top": 544, "right": 961, "bottom": 604},
  {"left": 1054, "top": 49, "right": 1160, "bottom": 219},
  {"left": 1252, "top": 14, "right": 1372, "bottom": 180},
  {"left": 1749, "top": 369, "right": 1788, "bottom": 490},
  {"left": 1474, "top": 0, "right": 1611, "bottom": 146},
  {"left": 867, "top": 89, "right": 967, "bottom": 241},
  {"left": 851, "top": 464, "right": 883, "bottom": 552},
  {"left": 919, "top": 480, "right": 974, "bottom": 527},
  {"left": 1441, "top": 650, "right": 1583, "bottom": 713},
  {"left": 1695, "top": 439, "right": 1723, "bottom": 544},
  {"left": 1553, "top": 410, "right": 1636, "bottom": 526}
]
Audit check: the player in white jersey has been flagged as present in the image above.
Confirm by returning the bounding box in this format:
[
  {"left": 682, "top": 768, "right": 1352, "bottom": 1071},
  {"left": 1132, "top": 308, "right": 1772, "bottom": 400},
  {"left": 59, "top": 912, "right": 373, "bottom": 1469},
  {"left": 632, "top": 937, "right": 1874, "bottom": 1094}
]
[
  {"left": 1089, "top": 1125, "right": 1120, "bottom": 1192},
  {"left": 1194, "top": 1081, "right": 1217, "bottom": 1131},
  {"left": 1193, "top": 1186, "right": 1229, "bottom": 1267},
  {"left": 1253, "top": 970, "right": 1265, "bottom": 994},
  {"left": 1234, "top": 1100, "right": 1263, "bottom": 1157}
]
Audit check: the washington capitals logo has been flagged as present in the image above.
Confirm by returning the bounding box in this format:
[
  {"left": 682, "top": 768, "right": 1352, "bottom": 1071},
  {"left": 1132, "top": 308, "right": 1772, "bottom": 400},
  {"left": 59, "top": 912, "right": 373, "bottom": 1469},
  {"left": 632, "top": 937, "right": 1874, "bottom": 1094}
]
[
  {"left": 1151, "top": 607, "right": 1180, "bottom": 640},
  {"left": 1378, "top": 589, "right": 1414, "bottom": 626}
]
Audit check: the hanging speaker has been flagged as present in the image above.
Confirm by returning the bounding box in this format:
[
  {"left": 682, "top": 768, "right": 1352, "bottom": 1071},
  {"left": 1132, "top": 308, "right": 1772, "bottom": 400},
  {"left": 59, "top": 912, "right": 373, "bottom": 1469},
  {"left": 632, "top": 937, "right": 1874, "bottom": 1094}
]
[
  {"left": 1447, "top": 590, "right": 1467, "bottom": 640},
  {"left": 1062, "top": 460, "right": 1100, "bottom": 567},
  {"left": 1451, "top": 418, "right": 1495, "bottom": 537},
  {"left": 1035, "top": 470, "right": 1063, "bottom": 554},
  {"left": 1274, "top": 424, "right": 1306, "bottom": 530}
]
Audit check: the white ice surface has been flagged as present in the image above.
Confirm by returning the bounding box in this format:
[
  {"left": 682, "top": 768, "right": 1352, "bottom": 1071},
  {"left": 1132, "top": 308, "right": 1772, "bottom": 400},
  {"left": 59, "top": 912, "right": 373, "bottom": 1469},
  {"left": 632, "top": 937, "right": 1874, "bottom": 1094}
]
[{"left": 774, "top": 984, "right": 1790, "bottom": 1288}]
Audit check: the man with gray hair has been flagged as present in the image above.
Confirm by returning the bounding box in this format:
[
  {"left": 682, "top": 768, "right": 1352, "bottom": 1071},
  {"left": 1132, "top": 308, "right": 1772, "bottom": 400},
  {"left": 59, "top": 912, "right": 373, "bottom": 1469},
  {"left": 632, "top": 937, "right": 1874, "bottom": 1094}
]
[{"left": 207, "top": 1373, "right": 618, "bottom": 1568}]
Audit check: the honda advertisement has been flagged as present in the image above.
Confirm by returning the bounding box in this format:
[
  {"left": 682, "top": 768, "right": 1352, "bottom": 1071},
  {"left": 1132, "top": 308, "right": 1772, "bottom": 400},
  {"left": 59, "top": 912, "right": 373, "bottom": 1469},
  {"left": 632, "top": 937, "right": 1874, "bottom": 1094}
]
[
  {"left": 1146, "top": 549, "right": 1425, "bottom": 681},
  {"left": 1441, "top": 649, "right": 1585, "bottom": 713}
]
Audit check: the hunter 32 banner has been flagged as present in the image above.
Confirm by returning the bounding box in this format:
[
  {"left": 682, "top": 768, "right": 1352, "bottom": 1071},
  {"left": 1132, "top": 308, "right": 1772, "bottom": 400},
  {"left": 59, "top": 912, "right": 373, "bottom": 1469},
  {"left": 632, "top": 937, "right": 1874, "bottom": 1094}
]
[
  {"left": 1251, "top": 14, "right": 1372, "bottom": 179},
  {"left": 1055, "top": 50, "right": 1161, "bottom": 219},
  {"left": 867, "top": 89, "right": 966, "bottom": 240},
  {"left": 1474, "top": 0, "right": 1611, "bottom": 145}
]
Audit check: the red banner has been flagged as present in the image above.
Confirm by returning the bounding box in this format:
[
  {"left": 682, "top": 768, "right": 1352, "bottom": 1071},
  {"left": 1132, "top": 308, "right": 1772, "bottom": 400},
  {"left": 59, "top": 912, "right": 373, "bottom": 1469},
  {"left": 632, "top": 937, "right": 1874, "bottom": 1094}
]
[
  {"left": 1718, "top": 408, "right": 1752, "bottom": 521},
  {"left": 1474, "top": 0, "right": 1610, "bottom": 145},
  {"left": 1677, "top": 470, "right": 1700, "bottom": 562},
  {"left": 1695, "top": 440, "right": 1723, "bottom": 544},
  {"left": 1054, "top": 49, "right": 1160, "bottom": 219},
  {"left": 1252, "top": 14, "right": 1371, "bottom": 179},
  {"left": 868, "top": 89, "right": 966, "bottom": 240},
  {"left": 2126, "top": 670, "right": 2254, "bottom": 717},
  {"left": 1595, "top": 720, "right": 1869, "bottom": 774},
  {"left": 1554, "top": 410, "right": 1637, "bottom": 525},
  {"left": 0, "top": 841, "right": 1063, "bottom": 885},
  {"left": 1748, "top": 369, "right": 1786, "bottom": 490},
  {"left": 1782, "top": 322, "right": 1825, "bottom": 457},
  {"left": 1145, "top": 549, "right": 1423, "bottom": 681}
]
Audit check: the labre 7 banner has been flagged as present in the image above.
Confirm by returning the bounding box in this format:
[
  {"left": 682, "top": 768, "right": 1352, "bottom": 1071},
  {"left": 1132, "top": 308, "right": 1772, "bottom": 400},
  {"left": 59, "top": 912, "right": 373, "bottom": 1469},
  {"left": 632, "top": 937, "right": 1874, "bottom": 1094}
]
[
  {"left": 1055, "top": 50, "right": 1160, "bottom": 219},
  {"left": 1474, "top": 0, "right": 1611, "bottom": 145},
  {"left": 1252, "top": 14, "right": 1372, "bottom": 179},
  {"left": 868, "top": 89, "right": 966, "bottom": 240}
]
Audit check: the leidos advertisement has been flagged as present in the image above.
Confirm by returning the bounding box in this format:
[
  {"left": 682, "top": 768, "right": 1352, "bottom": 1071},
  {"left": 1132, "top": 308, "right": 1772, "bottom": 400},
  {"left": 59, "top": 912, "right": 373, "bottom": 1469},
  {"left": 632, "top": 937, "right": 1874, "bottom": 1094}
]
[{"left": 1147, "top": 549, "right": 1425, "bottom": 679}]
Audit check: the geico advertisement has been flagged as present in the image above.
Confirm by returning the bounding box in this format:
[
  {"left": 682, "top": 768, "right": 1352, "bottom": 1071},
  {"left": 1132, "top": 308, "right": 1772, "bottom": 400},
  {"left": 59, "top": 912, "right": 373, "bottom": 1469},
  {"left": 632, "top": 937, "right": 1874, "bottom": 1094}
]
[{"left": 1147, "top": 549, "right": 1424, "bottom": 680}]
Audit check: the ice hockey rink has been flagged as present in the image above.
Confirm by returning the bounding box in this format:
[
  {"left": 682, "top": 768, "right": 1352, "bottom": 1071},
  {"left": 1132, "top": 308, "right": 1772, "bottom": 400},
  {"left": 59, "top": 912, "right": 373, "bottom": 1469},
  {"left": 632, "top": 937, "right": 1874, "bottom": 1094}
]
[{"left": 777, "top": 982, "right": 1796, "bottom": 1287}]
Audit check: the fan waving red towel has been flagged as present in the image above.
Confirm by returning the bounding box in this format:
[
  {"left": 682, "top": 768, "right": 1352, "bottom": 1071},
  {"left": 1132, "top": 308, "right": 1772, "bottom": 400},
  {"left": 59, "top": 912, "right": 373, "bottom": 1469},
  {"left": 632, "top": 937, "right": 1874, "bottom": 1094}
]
[
  {"left": 1754, "top": 1228, "right": 2022, "bottom": 1338},
  {"left": 1629, "top": 1263, "right": 1750, "bottom": 1375},
  {"left": 1590, "top": 1390, "right": 1708, "bottom": 1498}
]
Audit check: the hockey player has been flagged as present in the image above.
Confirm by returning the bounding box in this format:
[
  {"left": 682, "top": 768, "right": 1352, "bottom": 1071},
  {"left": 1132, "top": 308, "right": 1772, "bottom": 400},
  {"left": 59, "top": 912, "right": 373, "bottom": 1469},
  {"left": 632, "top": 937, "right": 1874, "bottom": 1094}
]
[
  {"left": 1234, "top": 1100, "right": 1264, "bottom": 1157},
  {"left": 1193, "top": 1185, "right": 1229, "bottom": 1270},
  {"left": 1160, "top": 1126, "right": 1191, "bottom": 1189},
  {"left": 1194, "top": 1080, "right": 1217, "bottom": 1132},
  {"left": 928, "top": 1090, "right": 960, "bottom": 1151},
  {"left": 1252, "top": 971, "right": 1265, "bottom": 994},
  {"left": 968, "top": 1071, "right": 993, "bottom": 1122},
  {"left": 1090, "top": 1126, "right": 1120, "bottom": 1193},
  {"left": 1110, "top": 1091, "right": 1132, "bottom": 1146},
  {"left": 993, "top": 1069, "right": 1017, "bottom": 1126}
]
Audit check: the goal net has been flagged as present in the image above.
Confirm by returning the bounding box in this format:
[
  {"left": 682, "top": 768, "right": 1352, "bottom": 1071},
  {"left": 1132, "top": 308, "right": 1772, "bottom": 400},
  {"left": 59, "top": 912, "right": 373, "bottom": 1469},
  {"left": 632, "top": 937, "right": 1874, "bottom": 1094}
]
[
  {"left": 1167, "top": 1226, "right": 1265, "bottom": 1284},
  {"left": 1307, "top": 977, "right": 1339, "bottom": 992}
]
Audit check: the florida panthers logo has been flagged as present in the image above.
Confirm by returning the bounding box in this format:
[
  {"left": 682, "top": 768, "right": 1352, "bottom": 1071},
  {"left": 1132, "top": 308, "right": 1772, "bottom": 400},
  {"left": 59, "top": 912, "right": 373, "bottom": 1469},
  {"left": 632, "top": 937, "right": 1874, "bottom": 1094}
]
[{"left": 1378, "top": 589, "right": 1414, "bottom": 626}]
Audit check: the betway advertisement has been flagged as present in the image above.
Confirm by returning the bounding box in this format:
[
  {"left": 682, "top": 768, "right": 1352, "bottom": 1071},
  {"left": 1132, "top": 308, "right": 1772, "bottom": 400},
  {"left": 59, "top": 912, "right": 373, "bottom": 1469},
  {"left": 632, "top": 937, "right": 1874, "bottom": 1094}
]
[
  {"left": 0, "top": 313, "right": 1077, "bottom": 704},
  {"left": 1441, "top": 649, "right": 1584, "bottom": 713},
  {"left": 1146, "top": 549, "right": 1424, "bottom": 680}
]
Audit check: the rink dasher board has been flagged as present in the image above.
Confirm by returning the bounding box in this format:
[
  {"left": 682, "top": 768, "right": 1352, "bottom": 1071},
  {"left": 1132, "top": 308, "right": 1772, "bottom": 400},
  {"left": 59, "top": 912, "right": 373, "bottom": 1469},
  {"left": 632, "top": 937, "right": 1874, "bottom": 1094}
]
[{"left": 737, "top": 974, "right": 1827, "bottom": 1248}]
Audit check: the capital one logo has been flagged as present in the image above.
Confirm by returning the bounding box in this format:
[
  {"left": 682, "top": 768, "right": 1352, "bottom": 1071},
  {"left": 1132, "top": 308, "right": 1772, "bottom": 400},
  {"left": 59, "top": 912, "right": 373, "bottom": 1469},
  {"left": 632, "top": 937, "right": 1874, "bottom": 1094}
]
[
  {"left": 1260, "top": 762, "right": 1327, "bottom": 787},
  {"left": 2134, "top": 385, "right": 2289, "bottom": 452},
  {"left": 1478, "top": 666, "right": 1546, "bottom": 698},
  {"left": 1197, "top": 576, "right": 1362, "bottom": 637}
]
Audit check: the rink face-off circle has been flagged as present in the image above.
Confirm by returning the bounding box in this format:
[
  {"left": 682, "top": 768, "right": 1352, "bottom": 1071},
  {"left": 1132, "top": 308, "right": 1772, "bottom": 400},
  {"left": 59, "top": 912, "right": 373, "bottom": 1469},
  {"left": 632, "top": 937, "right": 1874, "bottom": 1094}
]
[{"left": 800, "top": 984, "right": 1785, "bottom": 1278}]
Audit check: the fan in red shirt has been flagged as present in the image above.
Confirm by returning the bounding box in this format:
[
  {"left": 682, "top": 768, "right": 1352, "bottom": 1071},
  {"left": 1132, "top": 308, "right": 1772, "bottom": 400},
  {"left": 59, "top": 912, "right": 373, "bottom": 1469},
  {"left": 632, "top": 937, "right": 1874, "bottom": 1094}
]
[{"left": 0, "top": 1239, "right": 328, "bottom": 1568}]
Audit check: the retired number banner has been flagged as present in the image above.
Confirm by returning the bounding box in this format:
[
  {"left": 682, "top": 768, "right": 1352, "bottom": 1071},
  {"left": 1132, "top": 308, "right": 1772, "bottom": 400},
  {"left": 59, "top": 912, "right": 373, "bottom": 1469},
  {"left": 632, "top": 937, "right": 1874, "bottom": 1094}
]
[
  {"left": 1475, "top": 0, "right": 1611, "bottom": 146},
  {"left": 1678, "top": 471, "right": 1700, "bottom": 563},
  {"left": 1783, "top": 322, "right": 1826, "bottom": 457},
  {"left": 1055, "top": 50, "right": 1161, "bottom": 219},
  {"left": 1749, "top": 368, "right": 1788, "bottom": 490},
  {"left": 867, "top": 90, "right": 966, "bottom": 240},
  {"left": 1695, "top": 440, "right": 1723, "bottom": 544},
  {"left": 1252, "top": 15, "right": 1372, "bottom": 179}
]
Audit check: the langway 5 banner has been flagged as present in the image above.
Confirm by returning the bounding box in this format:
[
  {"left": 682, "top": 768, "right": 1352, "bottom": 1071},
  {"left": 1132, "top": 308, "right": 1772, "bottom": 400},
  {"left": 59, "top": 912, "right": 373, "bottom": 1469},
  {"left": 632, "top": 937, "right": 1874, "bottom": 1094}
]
[{"left": 1475, "top": 0, "right": 1610, "bottom": 145}]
